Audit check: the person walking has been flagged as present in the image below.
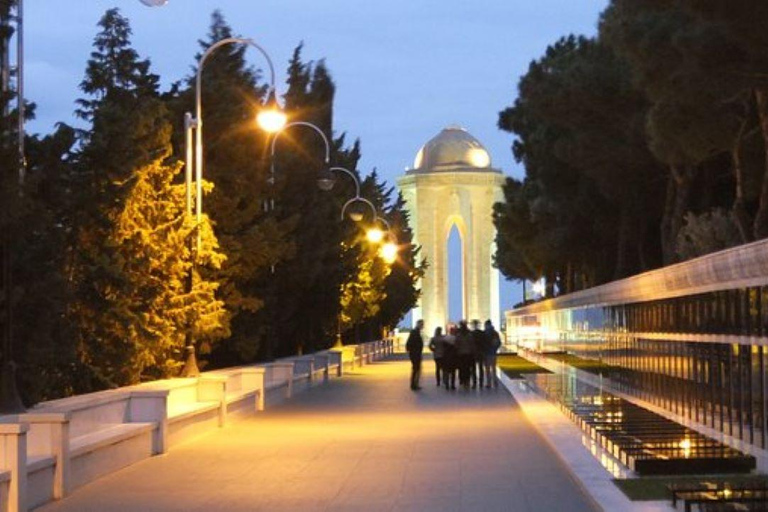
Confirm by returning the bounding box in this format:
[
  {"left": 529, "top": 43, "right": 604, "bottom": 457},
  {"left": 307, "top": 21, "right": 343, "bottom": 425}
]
[
  {"left": 406, "top": 320, "right": 424, "bottom": 390},
  {"left": 484, "top": 319, "right": 502, "bottom": 388},
  {"left": 454, "top": 321, "right": 474, "bottom": 389},
  {"left": 428, "top": 327, "right": 447, "bottom": 386},
  {"left": 442, "top": 324, "right": 458, "bottom": 390},
  {"left": 471, "top": 319, "right": 489, "bottom": 389}
]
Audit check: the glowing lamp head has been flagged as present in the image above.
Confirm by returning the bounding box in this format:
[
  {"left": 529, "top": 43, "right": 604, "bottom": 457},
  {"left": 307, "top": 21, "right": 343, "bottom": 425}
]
[
  {"left": 257, "top": 109, "right": 287, "bottom": 133},
  {"left": 257, "top": 89, "right": 287, "bottom": 133},
  {"left": 381, "top": 242, "right": 398, "bottom": 264},
  {"left": 317, "top": 169, "right": 336, "bottom": 191},
  {"left": 366, "top": 228, "right": 384, "bottom": 244}
]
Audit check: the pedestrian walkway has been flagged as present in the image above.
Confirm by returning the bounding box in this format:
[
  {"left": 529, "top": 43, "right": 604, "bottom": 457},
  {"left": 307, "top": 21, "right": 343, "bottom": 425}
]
[{"left": 40, "top": 355, "right": 598, "bottom": 512}]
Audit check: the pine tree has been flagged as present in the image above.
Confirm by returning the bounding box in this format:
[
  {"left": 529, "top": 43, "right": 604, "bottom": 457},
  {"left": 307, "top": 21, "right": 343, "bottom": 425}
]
[
  {"left": 262, "top": 47, "right": 352, "bottom": 356},
  {"left": 352, "top": 172, "right": 424, "bottom": 339},
  {"left": 339, "top": 240, "right": 390, "bottom": 335},
  {"left": 71, "top": 9, "right": 228, "bottom": 386}
]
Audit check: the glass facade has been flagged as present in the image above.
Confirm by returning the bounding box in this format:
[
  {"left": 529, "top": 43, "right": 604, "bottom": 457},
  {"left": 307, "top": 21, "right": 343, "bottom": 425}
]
[{"left": 507, "top": 286, "right": 768, "bottom": 450}]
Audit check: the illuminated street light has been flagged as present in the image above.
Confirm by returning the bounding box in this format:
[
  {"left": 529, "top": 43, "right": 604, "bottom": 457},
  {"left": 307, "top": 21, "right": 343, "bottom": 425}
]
[
  {"left": 381, "top": 241, "right": 398, "bottom": 264},
  {"left": 181, "top": 37, "right": 284, "bottom": 377},
  {"left": 257, "top": 91, "right": 287, "bottom": 133},
  {"left": 366, "top": 228, "right": 385, "bottom": 244},
  {"left": 269, "top": 121, "right": 377, "bottom": 223}
]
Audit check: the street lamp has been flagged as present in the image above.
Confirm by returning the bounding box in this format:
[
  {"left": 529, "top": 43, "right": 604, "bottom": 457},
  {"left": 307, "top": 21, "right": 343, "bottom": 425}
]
[
  {"left": 179, "top": 37, "right": 286, "bottom": 377},
  {"left": 365, "top": 217, "right": 399, "bottom": 264},
  {"left": 269, "top": 121, "right": 393, "bottom": 350},
  {"left": 269, "top": 121, "right": 378, "bottom": 223}
]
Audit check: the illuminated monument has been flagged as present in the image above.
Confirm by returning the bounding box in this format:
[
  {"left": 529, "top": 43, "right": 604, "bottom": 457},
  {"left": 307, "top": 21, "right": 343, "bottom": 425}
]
[{"left": 397, "top": 126, "right": 505, "bottom": 333}]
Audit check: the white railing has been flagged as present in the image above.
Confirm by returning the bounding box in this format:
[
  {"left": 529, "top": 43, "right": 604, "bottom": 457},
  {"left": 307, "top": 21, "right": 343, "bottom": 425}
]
[{"left": 510, "top": 237, "right": 768, "bottom": 316}]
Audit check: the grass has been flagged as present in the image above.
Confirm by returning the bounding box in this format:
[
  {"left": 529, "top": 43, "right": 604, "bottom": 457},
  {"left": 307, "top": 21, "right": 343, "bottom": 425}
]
[
  {"left": 612, "top": 475, "right": 768, "bottom": 501},
  {"left": 496, "top": 354, "right": 551, "bottom": 379},
  {"left": 545, "top": 352, "right": 619, "bottom": 375}
]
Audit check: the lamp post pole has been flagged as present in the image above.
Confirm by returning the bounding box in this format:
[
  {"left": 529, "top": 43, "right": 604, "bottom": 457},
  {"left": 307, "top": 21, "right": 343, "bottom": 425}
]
[
  {"left": 270, "top": 121, "right": 384, "bottom": 351},
  {"left": 181, "top": 37, "right": 285, "bottom": 376}
]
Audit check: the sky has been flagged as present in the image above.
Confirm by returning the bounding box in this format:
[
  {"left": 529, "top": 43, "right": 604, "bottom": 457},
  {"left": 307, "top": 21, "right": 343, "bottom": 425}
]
[{"left": 23, "top": 0, "right": 609, "bottom": 324}]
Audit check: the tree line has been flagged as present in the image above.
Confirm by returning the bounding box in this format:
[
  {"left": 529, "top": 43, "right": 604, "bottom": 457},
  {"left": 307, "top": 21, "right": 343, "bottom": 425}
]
[
  {"left": 494, "top": 0, "right": 768, "bottom": 297},
  {"left": 0, "top": 6, "right": 424, "bottom": 404}
]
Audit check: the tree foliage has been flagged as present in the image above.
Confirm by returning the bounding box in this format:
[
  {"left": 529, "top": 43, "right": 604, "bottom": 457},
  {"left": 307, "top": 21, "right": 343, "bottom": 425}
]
[
  {"left": 495, "top": 0, "right": 768, "bottom": 295},
  {"left": 0, "top": 7, "right": 421, "bottom": 402},
  {"left": 70, "top": 9, "right": 228, "bottom": 386}
]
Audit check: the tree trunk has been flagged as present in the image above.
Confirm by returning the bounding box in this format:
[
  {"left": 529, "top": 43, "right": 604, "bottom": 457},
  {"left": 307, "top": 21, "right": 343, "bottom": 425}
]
[
  {"left": 660, "top": 172, "right": 677, "bottom": 265},
  {"left": 660, "top": 165, "right": 693, "bottom": 265},
  {"left": 614, "top": 207, "right": 631, "bottom": 280},
  {"left": 752, "top": 88, "right": 768, "bottom": 239},
  {"left": 731, "top": 119, "right": 752, "bottom": 244}
]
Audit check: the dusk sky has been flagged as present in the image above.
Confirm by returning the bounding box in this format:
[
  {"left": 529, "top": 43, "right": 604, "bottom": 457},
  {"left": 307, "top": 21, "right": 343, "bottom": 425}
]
[{"left": 24, "top": 0, "right": 608, "bottom": 321}]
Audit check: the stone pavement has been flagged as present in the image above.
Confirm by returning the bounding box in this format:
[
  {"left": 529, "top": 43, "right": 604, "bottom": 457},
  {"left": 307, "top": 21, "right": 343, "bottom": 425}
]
[{"left": 40, "top": 355, "right": 599, "bottom": 512}]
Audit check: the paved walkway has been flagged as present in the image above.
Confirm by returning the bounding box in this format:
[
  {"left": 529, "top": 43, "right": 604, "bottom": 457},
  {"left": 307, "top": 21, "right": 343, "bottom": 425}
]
[{"left": 40, "top": 355, "right": 598, "bottom": 512}]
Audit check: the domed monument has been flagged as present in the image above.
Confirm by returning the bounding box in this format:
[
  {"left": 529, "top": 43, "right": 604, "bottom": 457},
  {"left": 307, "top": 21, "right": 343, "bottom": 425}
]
[{"left": 398, "top": 126, "right": 505, "bottom": 334}]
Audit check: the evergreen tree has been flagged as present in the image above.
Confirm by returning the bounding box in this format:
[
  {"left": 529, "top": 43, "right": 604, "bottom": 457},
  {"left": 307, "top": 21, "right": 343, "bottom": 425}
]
[
  {"left": 357, "top": 172, "right": 425, "bottom": 337},
  {"left": 264, "top": 47, "right": 350, "bottom": 355},
  {"left": 71, "top": 9, "right": 228, "bottom": 386}
]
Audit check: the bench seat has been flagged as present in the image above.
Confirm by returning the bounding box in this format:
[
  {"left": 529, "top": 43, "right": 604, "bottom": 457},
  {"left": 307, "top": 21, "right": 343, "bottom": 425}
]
[
  {"left": 167, "top": 401, "right": 219, "bottom": 423},
  {"left": 70, "top": 422, "right": 155, "bottom": 458}
]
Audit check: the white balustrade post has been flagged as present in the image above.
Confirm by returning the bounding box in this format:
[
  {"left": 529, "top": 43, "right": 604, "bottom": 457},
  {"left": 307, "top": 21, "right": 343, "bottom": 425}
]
[
  {"left": 0, "top": 423, "right": 28, "bottom": 512},
  {"left": 198, "top": 376, "right": 228, "bottom": 427}
]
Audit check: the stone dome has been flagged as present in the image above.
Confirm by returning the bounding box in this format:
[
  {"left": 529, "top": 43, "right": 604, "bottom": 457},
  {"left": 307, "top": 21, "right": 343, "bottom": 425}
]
[{"left": 411, "top": 125, "right": 492, "bottom": 173}]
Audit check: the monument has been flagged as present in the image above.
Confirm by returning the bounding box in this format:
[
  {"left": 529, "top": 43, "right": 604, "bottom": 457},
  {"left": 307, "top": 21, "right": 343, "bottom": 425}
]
[{"left": 397, "top": 126, "right": 505, "bottom": 334}]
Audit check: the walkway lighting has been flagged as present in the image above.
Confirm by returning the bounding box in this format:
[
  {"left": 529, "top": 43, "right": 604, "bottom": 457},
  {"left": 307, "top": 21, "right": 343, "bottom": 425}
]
[
  {"left": 257, "top": 92, "right": 287, "bottom": 133},
  {"left": 366, "top": 228, "right": 384, "bottom": 244},
  {"left": 181, "top": 36, "right": 284, "bottom": 377},
  {"left": 381, "top": 241, "right": 398, "bottom": 264}
]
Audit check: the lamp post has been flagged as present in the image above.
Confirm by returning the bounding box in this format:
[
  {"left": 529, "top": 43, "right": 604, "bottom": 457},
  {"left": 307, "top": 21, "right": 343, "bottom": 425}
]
[
  {"left": 269, "top": 121, "right": 376, "bottom": 221},
  {"left": 269, "top": 121, "right": 389, "bottom": 350},
  {"left": 180, "top": 37, "right": 286, "bottom": 377}
]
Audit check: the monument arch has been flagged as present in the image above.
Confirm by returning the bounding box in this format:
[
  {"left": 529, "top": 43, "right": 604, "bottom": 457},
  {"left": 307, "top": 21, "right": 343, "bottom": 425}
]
[{"left": 397, "top": 126, "right": 505, "bottom": 334}]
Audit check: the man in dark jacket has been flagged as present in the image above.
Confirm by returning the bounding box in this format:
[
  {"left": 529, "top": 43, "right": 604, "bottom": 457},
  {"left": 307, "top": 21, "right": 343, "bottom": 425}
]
[
  {"left": 406, "top": 320, "right": 424, "bottom": 390},
  {"left": 471, "top": 319, "right": 489, "bottom": 389}
]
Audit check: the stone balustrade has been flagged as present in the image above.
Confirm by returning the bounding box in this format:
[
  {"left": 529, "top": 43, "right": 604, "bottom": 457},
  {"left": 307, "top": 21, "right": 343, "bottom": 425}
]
[{"left": 0, "top": 339, "right": 393, "bottom": 511}]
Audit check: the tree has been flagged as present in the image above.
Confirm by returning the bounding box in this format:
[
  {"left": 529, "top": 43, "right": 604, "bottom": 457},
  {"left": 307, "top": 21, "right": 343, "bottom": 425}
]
[
  {"left": 263, "top": 48, "right": 353, "bottom": 355},
  {"left": 71, "top": 9, "right": 228, "bottom": 386},
  {"left": 678, "top": 0, "right": 768, "bottom": 238},
  {"left": 374, "top": 191, "right": 425, "bottom": 334},
  {"left": 676, "top": 208, "right": 742, "bottom": 261},
  {"left": 353, "top": 172, "right": 425, "bottom": 340},
  {"left": 339, "top": 241, "right": 390, "bottom": 335},
  {"left": 601, "top": 0, "right": 759, "bottom": 259},
  {"left": 496, "top": 36, "right": 656, "bottom": 289}
]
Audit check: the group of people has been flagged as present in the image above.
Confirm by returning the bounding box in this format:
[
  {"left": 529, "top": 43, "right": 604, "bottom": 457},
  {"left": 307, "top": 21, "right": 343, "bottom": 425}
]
[{"left": 405, "top": 319, "right": 502, "bottom": 391}]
